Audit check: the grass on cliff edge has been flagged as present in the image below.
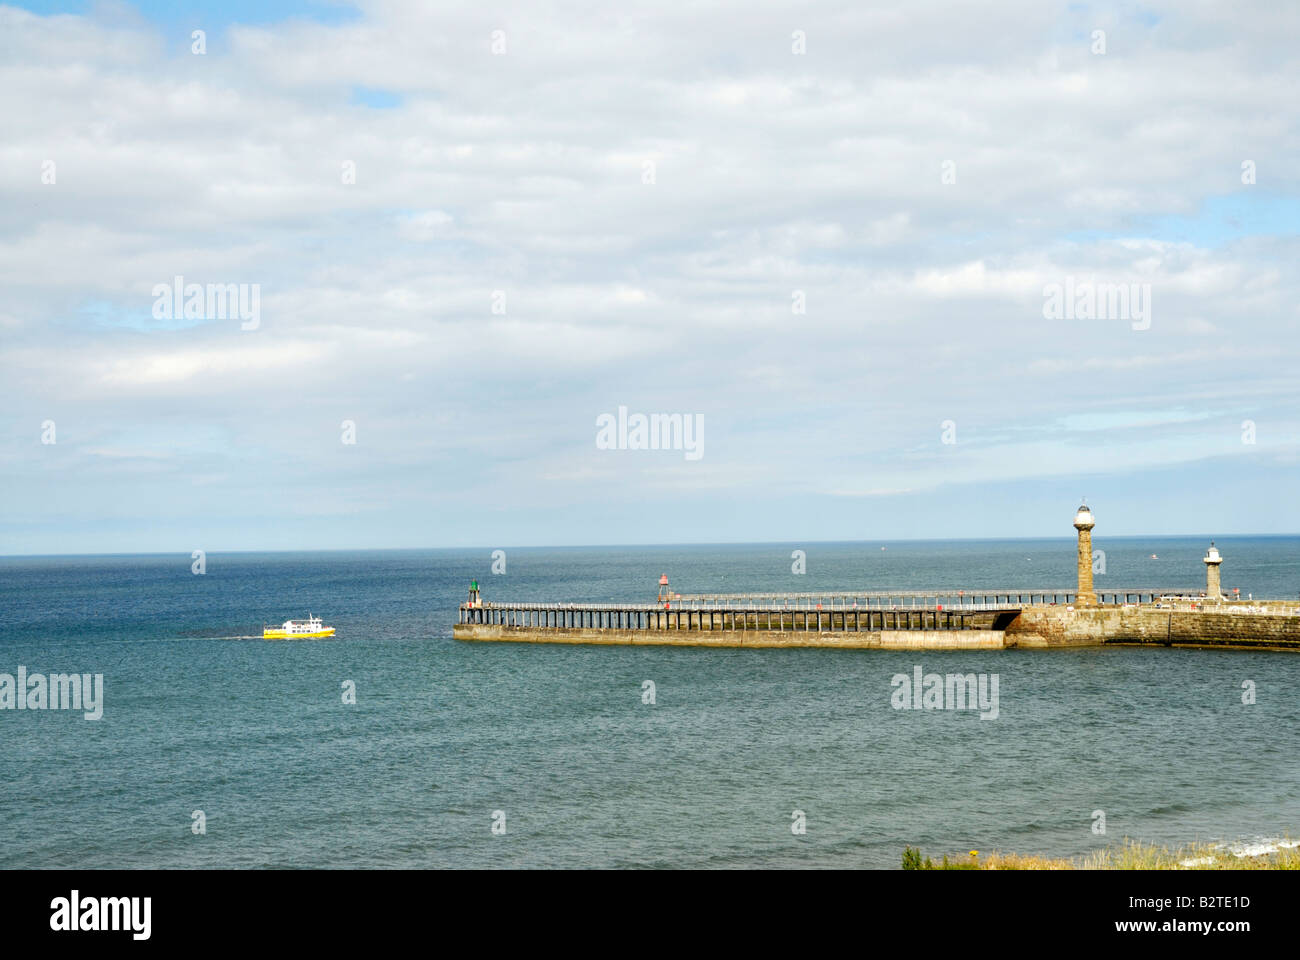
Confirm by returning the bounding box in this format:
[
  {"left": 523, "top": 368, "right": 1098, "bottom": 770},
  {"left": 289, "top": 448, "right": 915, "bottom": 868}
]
[{"left": 902, "top": 839, "right": 1300, "bottom": 870}]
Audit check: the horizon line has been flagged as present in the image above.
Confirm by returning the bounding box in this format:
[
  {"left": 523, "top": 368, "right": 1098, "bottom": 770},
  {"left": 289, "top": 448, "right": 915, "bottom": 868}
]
[{"left": 3, "top": 530, "right": 1297, "bottom": 559}]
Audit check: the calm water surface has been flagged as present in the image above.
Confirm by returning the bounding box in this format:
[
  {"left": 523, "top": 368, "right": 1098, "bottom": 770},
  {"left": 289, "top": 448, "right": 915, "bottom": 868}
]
[{"left": 1, "top": 537, "right": 1297, "bottom": 868}]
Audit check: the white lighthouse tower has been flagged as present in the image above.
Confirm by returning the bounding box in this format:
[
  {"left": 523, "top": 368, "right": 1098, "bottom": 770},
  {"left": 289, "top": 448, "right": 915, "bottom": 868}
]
[{"left": 1203, "top": 542, "right": 1223, "bottom": 599}]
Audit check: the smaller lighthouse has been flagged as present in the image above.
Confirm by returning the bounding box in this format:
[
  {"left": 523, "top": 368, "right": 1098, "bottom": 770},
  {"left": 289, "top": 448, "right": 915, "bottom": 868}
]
[
  {"left": 1073, "top": 502, "right": 1098, "bottom": 607},
  {"left": 1203, "top": 543, "right": 1224, "bottom": 599},
  {"left": 657, "top": 574, "right": 671, "bottom": 605}
]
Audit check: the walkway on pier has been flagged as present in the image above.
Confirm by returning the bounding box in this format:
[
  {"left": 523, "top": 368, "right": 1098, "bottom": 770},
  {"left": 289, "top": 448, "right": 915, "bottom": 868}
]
[
  {"left": 459, "top": 602, "right": 988, "bottom": 632},
  {"left": 457, "top": 589, "right": 1170, "bottom": 633},
  {"left": 674, "top": 589, "right": 1167, "bottom": 606}
]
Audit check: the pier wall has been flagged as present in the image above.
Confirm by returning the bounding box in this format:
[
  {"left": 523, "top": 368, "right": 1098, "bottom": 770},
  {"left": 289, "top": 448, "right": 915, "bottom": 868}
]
[
  {"left": 1006, "top": 607, "right": 1300, "bottom": 650},
  {"left": 454, "top": 624, "right": 1007, "bottom": 651}
]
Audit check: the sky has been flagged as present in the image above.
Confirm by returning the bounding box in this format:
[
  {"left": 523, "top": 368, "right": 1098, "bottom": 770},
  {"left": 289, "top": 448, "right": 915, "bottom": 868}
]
[{"left": 1, "top": 0, "right": 1298, "bottom": 554}]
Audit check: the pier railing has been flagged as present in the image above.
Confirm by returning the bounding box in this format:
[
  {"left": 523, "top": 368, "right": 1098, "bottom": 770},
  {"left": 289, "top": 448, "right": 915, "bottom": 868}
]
[
  {"left": 456, "top": 589, "right": 1208, "bottom": 633},
  {"left": 458, "top": 602, "right": 989, "bottom": 632},
  {"left": 1148, "top": 596, "right": 1300, "bottom": 614},
  {"left": 457, "top": 593, "right": 1047, "bottom": 632},
  {"left": 673, "top": 589, "right": 1170, "bottom": 606}
]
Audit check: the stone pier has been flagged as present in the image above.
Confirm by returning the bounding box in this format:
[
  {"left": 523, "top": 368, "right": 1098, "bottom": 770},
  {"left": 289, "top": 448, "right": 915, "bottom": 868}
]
[{"left": 453, "top": 507, "right": 1300, "bottom": 653}]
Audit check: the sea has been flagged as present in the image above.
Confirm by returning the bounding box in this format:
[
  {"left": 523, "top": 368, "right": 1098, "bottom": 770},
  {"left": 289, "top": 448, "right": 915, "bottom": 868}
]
[{"left": 1, "top": 536, "right": 1298, "bottom": 869}]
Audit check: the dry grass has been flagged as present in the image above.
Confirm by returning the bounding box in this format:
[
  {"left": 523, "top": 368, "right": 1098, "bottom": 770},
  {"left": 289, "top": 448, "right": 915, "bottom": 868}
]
[
  {"left": 907, "top": 838, "right": 1300, "bottom": 870},
  {"left": 976, "top": 850, "right": 1076, "bottom": 870}
]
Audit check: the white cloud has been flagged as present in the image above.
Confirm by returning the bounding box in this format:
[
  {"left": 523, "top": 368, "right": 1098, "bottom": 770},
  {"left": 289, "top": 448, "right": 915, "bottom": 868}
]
[{"left": 2, "top": 0, "right": 1299, "bottom": 550}]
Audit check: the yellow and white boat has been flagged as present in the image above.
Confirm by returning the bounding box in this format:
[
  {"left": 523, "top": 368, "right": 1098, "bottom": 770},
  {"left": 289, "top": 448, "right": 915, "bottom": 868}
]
[{"left": 263, "top": 615, "right": 336, "bottom": 640}]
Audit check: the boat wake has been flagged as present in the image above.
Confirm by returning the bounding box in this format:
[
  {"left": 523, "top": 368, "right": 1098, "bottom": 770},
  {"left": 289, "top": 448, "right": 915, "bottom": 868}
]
[{"left": 143, "top": 634, "right": 264, "bottom": 642}]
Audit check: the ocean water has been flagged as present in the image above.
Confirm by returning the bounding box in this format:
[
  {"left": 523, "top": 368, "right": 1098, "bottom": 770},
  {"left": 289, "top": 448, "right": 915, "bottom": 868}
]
[{"left": 1, "top": 536, "right": 1298, "bottom": 869}]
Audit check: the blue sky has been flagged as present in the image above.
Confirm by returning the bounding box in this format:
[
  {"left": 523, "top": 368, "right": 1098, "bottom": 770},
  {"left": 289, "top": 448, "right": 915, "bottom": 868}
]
[
  {"left": 2, "top": 0, "right": 1298, "bottom": 554},
  {"left": 14, "top": 0, "right": 358, "bottom": 26}
]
